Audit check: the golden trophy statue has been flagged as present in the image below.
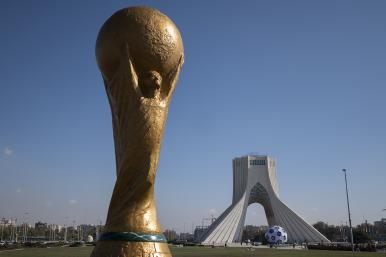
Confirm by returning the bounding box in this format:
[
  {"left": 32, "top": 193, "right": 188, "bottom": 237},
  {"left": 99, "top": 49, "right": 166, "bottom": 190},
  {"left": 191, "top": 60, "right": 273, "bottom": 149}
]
[{"left": 91, "top": 6, "right": 184, "bottom": 257}]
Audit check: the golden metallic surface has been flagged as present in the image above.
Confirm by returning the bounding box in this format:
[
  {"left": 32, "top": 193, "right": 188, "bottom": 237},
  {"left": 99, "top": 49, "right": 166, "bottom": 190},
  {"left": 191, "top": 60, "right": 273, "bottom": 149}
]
[
  {"left": 92, "top": 241, "right": 172, "bottom": 257},
  {"left": 91, "top": 6, "right": 183, "bottom": 257}
]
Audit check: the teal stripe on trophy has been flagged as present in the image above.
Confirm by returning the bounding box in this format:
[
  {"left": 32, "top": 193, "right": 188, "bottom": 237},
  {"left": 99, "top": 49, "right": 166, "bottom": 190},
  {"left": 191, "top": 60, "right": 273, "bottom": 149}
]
[{"left": 99, "top": 232, "right": 167, "bottom": 243}]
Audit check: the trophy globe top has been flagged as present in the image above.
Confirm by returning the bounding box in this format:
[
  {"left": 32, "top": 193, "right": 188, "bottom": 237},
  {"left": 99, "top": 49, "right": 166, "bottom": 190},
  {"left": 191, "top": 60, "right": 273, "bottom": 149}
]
[{"left": 96, "top": 6, "right": 184, "bottom": 84}]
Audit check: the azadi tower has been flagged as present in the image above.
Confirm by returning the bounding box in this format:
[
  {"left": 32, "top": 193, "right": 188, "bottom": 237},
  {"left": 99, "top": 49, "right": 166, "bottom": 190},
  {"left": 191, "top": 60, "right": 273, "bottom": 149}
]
[{"left": 199, "top": 155, "right": 330, "bottom": 245}]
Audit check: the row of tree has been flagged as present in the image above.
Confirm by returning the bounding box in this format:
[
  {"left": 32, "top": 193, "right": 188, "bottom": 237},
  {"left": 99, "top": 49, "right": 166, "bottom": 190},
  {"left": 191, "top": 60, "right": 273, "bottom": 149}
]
[{"left": 0, "top": 224, "right": 103, "bottom": 242}]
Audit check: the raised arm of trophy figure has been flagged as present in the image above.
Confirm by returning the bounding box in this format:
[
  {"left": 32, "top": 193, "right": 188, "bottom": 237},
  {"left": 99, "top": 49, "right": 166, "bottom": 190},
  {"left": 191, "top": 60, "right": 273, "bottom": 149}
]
[
  {"left": 163, "top": 54, "right": 184, "bottom": 101},
  {"left": 104, "top": 45, "right": 142, "bottom": 101}
]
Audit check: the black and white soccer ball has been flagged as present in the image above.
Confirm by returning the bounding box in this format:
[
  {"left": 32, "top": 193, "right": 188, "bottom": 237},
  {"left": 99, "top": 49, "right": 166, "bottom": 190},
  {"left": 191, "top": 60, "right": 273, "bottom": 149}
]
[{"left": 265, "top": 225, "right": 288, "bottom": 244}]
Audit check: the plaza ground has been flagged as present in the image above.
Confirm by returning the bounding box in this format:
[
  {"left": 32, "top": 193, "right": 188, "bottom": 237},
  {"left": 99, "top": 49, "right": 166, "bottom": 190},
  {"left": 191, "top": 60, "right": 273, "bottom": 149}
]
[{"left": 1, "top": 246, "right": 385, "bottom": 257}]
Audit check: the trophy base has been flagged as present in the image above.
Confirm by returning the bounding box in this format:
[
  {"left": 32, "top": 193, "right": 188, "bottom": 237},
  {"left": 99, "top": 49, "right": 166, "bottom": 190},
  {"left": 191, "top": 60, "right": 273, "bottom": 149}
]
[{"left": 90, "top": 241, "right": 172, "bottom": 257}]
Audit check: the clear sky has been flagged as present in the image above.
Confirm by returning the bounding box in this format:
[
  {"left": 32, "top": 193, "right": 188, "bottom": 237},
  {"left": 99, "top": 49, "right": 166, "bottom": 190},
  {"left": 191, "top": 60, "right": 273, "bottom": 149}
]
[{"left": 1, "top": 0, "right": 386, "bottom": 233}]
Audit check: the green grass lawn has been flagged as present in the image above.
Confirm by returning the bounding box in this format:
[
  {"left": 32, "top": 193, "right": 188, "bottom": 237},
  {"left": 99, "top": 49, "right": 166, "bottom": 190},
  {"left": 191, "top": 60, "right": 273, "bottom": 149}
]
[{"left": 0, "top": 246, "right": 384, "bottom": 257}]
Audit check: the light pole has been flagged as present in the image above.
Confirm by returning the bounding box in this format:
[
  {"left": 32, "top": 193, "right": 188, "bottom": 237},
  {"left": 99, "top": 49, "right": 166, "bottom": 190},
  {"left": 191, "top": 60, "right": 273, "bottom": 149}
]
[
  {"left": 64, "top": 216, "right": 69, "bottom": 242},
  {"left": 23, "top": 212, "right": 29, "bottom": 243},
  {"left": 342, "top": 169, "right": 354, "bottom": 252}
]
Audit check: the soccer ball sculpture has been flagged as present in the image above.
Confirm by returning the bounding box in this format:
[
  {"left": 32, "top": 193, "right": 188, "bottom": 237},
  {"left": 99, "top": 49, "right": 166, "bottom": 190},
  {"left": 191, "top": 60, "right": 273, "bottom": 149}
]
[{"left": 265, "top": 226, "right": 288, "bottom": 244}]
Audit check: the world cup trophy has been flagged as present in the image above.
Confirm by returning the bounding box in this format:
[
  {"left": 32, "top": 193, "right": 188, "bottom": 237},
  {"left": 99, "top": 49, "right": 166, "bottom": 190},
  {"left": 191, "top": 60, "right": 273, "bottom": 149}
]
[{"left": 91, "top": 7, "right": 184, "bottom": 257}]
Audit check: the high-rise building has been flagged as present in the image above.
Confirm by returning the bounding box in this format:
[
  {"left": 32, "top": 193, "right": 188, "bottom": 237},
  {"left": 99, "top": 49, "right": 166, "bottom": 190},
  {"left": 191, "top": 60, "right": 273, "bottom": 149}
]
[{"left": 199, "top": 155, "right": 329, "bottom": 244}]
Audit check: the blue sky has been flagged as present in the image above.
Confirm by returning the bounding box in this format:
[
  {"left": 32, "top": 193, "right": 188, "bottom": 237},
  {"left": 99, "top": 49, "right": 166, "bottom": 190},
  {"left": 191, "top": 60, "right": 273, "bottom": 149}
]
[{"left": 1, "top": 0, "right": 386, "bottom": 233}]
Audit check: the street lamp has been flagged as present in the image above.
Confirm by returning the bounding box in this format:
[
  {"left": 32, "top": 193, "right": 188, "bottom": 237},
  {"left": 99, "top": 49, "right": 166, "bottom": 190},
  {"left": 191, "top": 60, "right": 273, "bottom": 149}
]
[
  {"left": 342, "top": 169, "right": 354, "bottom": 252},
  {"left": 23, "top": 212, "right": 29, "bottom": 243}
]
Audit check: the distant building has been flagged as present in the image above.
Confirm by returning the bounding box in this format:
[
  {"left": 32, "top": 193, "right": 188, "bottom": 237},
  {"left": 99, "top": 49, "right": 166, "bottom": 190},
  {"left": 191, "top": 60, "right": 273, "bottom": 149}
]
[
  {"left": 179, "top": 232, "right": 194, "bottom": 242},
  {"left": 374, "top": 218, "right": 386, "bottom": 229},
  {"left": 35, "top": 221, "right": 47, "bottom": 229},
  {"left": 194, "top": 226, "right": 208, "bottom": 242},
  {"left": 163, "top": 229, "right": 177, "bottom": 241},
  {"left": 0, "top": 218, "right": 15, "bottom": 227},
  {"left": 374, "top": 218, "right": 386, "bottom": 242}
]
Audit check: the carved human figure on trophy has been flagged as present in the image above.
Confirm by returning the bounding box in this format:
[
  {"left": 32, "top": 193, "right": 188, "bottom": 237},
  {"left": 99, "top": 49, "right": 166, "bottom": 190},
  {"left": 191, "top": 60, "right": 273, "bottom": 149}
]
[{"left": 91, "top": 7, "right": 184, "bottom": 257}]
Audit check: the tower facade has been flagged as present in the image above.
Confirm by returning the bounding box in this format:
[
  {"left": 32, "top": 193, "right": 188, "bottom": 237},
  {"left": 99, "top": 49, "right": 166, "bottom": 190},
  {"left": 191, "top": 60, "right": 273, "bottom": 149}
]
[{"left": 199, "top": 155, "right": 329, "bottom": 244}]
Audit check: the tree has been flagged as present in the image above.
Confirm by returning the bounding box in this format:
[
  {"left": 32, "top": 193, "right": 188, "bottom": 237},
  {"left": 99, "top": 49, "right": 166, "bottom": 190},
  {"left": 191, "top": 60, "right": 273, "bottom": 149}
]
[{"left": 353, "top": 229, "right": 370, "bottom": 244}]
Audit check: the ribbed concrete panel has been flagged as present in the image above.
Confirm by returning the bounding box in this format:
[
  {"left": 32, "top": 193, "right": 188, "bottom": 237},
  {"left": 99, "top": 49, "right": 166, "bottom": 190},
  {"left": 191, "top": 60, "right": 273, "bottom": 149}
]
[
  {"left": 199, "top": 155, "right": 330, "bottom": 245},
  {"left": 201, "top": 193, "right": 246, "bottom": 245}
]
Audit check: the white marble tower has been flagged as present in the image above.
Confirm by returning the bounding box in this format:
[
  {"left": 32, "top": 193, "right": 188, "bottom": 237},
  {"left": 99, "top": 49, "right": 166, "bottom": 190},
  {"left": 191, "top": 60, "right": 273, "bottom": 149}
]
[{"left": 199, "top": 155, "right": 330, "bottom": 245}]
